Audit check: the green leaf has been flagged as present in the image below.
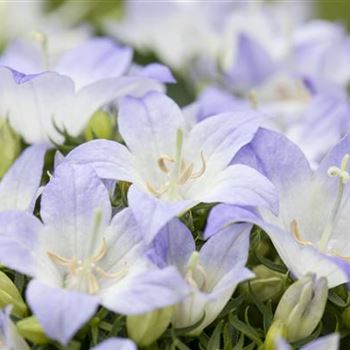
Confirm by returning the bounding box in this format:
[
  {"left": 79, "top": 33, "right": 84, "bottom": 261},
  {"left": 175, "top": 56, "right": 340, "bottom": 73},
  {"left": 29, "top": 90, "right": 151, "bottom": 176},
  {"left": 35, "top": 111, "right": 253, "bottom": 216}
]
[
  {"left": 207, "top": 320, "right": 223, "bottom": 350},
  {"left": 228, "top": 314, "right": 263, "bottom": 346}
]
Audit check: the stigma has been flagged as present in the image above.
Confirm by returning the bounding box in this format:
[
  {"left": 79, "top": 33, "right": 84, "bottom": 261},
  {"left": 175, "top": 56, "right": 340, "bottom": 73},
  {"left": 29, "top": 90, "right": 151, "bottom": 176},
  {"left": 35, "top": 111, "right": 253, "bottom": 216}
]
[{"left": 146, "top": 129, "right": 206, "bottom": 200}]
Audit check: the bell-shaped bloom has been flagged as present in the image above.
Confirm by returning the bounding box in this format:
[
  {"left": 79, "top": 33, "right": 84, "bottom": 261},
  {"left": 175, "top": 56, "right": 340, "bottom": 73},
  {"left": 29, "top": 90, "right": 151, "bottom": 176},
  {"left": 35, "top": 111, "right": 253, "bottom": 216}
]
[
  {"left": 0, "top": 65, "right": 167, "bottom": 145},
  {"left": 205, "top": 128, "right": 350, "bottom": 287},
  {"left": 91, "top": 338, "right": 136, "bottom": 350},
  {"left": 0, "top": 37, "right": 173, "bottom": 90},
  {"left": 65, "top": 91, "right": 277, "bottom": 242},
  {"left": 0, "top": 163, "right": 189, "bottom": 345},
  {"left": 0, "top": 144, "right": 46, "bottom": 212},
  {"left": 185, "top": 76, "right": 350, "bottom": 166},
  {"left": 276, "top": 334, "right": 339, "bottom": 350},
  {"left": 148, "top": 218, "right": 254, "bottom": 333},
  {"left": 0, "top": 307, "right": 30, "bottom": 350}
]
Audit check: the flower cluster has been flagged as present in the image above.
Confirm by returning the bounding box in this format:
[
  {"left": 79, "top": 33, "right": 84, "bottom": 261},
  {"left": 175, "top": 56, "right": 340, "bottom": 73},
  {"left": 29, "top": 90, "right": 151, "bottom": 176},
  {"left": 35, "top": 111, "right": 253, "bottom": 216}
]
[{"left": 0, "top": 1, "right": 350, "bottom": 349}]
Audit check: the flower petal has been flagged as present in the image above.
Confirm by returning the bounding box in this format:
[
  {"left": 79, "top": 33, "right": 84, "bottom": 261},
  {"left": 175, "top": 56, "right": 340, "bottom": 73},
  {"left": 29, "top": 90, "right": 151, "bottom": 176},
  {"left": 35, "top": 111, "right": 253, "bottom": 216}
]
[
  {"left": 40, "top": 163, "right": 111, "bottom": 258},
  {"left": 101, "top": 266, "right": 189, "bottom": 315},
  {"left": 26, "top": 280, "right": 99, "bottom": 345},
  {"left": 128, "top": 185, "right": 196, "bottom": 243},
  {"left": 0, "top": 211, "right": 42, "bottom": 276},
  {"left": 65, "top": 139, "right": 134, "bottom": 181},
  {"left": 0, "top": 144, "right": 46, "bottom": 211}
]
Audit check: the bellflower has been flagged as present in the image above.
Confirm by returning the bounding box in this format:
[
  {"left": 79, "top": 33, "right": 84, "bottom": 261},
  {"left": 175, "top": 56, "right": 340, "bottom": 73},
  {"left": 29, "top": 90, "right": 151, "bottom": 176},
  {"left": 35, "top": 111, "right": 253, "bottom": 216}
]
[
  {"left": 205, "top": 128, "right": 350, "bottom": 287},
  {"left": 0, "top": 37, "right": 172, "bottom": 90},
  {"left": 0, "top": 144, "right": 46, "bottom": 212},
  {"left": 104, "top": 2, "right": 240, "bottom": 72},
  {"left": 0, "top": 307, "right": 30, "bottom": 350},
  {"left": 0, "top": 163, "right": 188, "bottom": 345},
  {"left": 0, "top": 65, "right": 165, "bottom": 145},
  {"left": 148, "top": 218, "right": 253, "bottom": 333},
  {"left": 65, "top": 91, "right": 277, "bottom": 242},
  {"left": 186, "top": 77, "right": 350, "bottom": 166}
]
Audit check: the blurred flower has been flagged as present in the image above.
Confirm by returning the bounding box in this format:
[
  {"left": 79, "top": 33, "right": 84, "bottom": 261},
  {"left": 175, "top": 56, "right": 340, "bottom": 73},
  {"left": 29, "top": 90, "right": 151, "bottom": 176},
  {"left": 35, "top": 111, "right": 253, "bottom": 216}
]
[
  {"left": 204, "top": 128, "right": 350, "bottom": 287},
  {"left": 0, "top": 163, "right": 189, "bottom": 345},
  {"left": 148, "top": 218, "right": 253, "bottom": 334},
  {"left": 0, "top": 66, "right": 165, "bottom": 145},
  {"left": 66, "top": 91, "right": 277, "bottom": 242}
]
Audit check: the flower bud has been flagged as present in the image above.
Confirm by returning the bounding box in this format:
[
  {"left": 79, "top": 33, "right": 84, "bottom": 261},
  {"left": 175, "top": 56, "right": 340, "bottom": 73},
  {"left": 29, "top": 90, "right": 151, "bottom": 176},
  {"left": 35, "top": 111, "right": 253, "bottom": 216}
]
[
  {"left": 84, "top": 110, "right": 114, "bottom": 141},
  {"left": 0, "top": 120, "right": 21, "bottom": 178},
  {"left": 17, "top": 316, "right": 50, "bottom": 345},
  {"left": 127, "top": 307, "right": 173, "bottom": 346},
  {"left": 274, "top": 274, "right": 328, "bottom": 342},
  {"left": 265, "top": 320, "right": 287, "bottom": 350},
  {"left": 0, "top": 271, "right": 27, "bottom": 318},
  {"left": 240, "top": 265, "right": 286, "bottom": 302}
]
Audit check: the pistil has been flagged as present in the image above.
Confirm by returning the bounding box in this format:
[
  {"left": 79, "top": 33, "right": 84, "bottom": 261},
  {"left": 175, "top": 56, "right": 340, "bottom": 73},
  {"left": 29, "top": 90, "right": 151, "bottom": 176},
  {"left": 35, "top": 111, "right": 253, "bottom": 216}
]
[{"left": 319, "top": 154, "right": 350, "bottom": 251}]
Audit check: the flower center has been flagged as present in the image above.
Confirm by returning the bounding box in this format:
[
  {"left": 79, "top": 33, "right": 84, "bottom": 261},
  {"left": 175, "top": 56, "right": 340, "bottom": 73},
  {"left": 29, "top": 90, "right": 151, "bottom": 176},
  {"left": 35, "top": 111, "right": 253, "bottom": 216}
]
[
  {"left": 48, "top": 238, "right": 127, "bottom": 294},
  {"left": 290, "top": 154, "right": 350, "bottom": 255},
  {"left": 184, "top": 251, "right": 208, "bottom": 292},
  {"left": 47, "top": 210, "right": 127, "bottom": 294},
  {"left": 146, "top": 129, "right": 206, "bottom": 200}
]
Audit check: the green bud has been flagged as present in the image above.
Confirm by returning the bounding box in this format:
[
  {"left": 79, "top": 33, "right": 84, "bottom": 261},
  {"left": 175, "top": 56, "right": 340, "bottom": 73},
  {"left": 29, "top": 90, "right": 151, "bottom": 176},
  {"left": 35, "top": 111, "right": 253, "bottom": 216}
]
[
  {"left": 0, "top": 271, "right": 27, "bottom": 318},
  {"left": 127, "top": 307, "right": 173, "bottom": 346},
  {"left": 274, "top": 274, "right": 328, "bottom": 342},
  {"left": 265, "top": 320, "right": 287, "bottom": 350},
  {"left": 0, "top": 119, "right": 21, "bottom": 178},
  {"left": 17, "top": 316, "right": 50, "bottom": 345},
  {"left": 342, "top": 306, "right": 350, "bottom": 329},
  {"left": 84, "top": 110, "right": 114, "bottom": 141},
  {"left": 240, "top": 265, "right": 286, "bottom": 302}
]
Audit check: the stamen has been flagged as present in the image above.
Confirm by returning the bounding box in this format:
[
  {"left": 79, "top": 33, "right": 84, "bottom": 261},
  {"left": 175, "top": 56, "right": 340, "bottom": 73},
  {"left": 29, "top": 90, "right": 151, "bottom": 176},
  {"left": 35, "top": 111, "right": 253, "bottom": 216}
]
[
  {"left": 190, "top": 152, "right": 206, "bottom": 179},
  {"left": 47, "top": 251, "right": 73, "bottom": 267},
  {"left": 157, "top": 154, "right": 174, "bottom": 173},
  {"left": 290, "top": 220, "right": 312, "bottom": 246},
  {"left": 178, "top": 163, "right": 194, "bottom": 185},
  {"left": 95, "top": 266, "right": 128, "bottom": 280},
  {"left": 146, "top": 182, "right": 167, "bottom": 198},
  {"left": 320, "top": 154, "right": 350, "bottom": 251}
]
